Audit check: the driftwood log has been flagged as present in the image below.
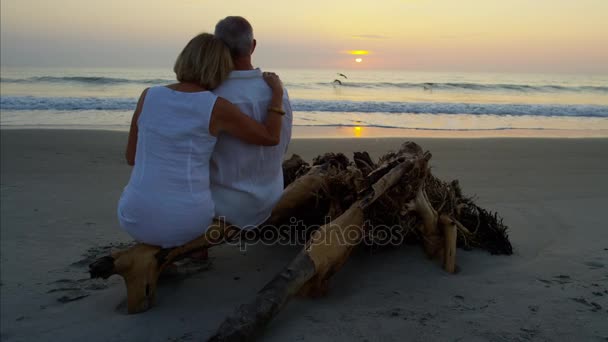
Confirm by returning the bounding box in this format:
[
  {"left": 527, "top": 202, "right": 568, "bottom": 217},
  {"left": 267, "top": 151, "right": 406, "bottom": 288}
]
[
  {"left": 89, "top": 220, "right": 238, "bottom": 313},
  {"left": 89, "top": 141, "right": 511, "bottom": 333},
  {"left": 210, "top": 142, "right": 511, "bottom": 341}
]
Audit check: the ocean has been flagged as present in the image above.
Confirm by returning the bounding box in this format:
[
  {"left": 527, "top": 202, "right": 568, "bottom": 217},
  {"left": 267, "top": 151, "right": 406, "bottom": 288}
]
[{"left": 1, "top": 67, "right": 607, "bottom": 137}]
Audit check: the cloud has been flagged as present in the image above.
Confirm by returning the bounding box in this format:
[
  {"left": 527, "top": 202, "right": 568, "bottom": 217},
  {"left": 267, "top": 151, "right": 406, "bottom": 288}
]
[{"left": 351, "top": 34, "right": 389, "bottom": 40}]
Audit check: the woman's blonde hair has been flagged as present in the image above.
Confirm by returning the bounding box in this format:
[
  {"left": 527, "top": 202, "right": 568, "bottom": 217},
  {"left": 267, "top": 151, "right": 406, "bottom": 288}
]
[{"left": 173, "top": 33, "right": 233, "bottom": 90}]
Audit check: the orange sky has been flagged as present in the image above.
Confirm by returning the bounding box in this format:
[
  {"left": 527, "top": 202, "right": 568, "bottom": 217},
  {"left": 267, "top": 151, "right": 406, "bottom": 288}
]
[{"left": 1, "top": 0, "right": 607, "bottom": 72}]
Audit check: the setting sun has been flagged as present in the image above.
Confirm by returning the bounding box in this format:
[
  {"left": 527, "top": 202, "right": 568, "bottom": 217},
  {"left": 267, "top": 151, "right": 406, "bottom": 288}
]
[
  {"left": 347, "top": 50, "right": 370, "bottom": 56},
  {"left": 355, "top": 58, "right": 363, "bottom": 63}
]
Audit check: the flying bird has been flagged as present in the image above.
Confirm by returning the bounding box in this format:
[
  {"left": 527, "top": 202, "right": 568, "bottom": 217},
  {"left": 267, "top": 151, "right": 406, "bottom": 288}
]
[
  {"left": 337, "top": 73, "right": 348, "bottom": 79},
  {"left": 423, "top": 83, "right": 435, "bottom": 91}
]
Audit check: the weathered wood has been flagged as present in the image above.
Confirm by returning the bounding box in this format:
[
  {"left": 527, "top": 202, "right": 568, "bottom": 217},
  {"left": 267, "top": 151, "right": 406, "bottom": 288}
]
[
  {"left": 264, "top": 153, "right": 351, "bottom": 227},
  {"left": 410, "top": 187, "right": 441, "bottom": 258},
  {"left": 353, "top": 151, "right": 376, "bottom": 176},
  {"left": 209, "top": 141, "right": 513, "bottom": 340},
  {"left": 440, "top": 215, "right": 457, "bottom": 273},
  {"left": 89, "top": 219, "right": 232, "bottom": 313},
  {"left": 210, "top": 145, "right": 426, "bottom": 341},
  {"left": 282, "top": 154, "right": 309, "bottom": 187}
]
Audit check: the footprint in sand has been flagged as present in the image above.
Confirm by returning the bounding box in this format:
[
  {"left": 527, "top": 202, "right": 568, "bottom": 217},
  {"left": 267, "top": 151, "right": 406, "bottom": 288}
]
[
  {"left": 57, "top": 291, "right": 90, "bottom": 303},
  {"left": 70, "top": 242, "right": 135, "bottom": 267},
  {"left": 528, "top": 305, "right": 539, "bottom": 313},
  {"left": 538, "top": 278, "right": 552, "bottom": 287},
  {"left": 46, "top": 278, "right": 107, "bottom": 303},
  {"left": 584, "top": 261, "right": 605, "bottom": 270},
  {"left": 570, "top": 297, "right": 603, "bottom": 312},
  {"left": 552, "top": 275, "right": 572, "bottom": 285},
  {"left": 417, "top": 312, "right": 436, "bottom": 326},
  {"left": 46, "top": 287, "right": 80, "bottom": 293},
  {"left": 537, "top": 276, "right": 572, "bottom": 287}
]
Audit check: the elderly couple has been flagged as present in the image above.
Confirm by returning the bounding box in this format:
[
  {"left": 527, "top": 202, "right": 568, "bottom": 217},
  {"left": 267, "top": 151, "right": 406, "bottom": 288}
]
[{"left": 117, "top": 16, "right": 293, "bottom": 248}]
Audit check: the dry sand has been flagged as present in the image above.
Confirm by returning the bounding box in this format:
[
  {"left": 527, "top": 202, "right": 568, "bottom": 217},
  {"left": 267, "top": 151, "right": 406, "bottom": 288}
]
[{"left": 1, "top": 129, "right": 607, "bottom": 341}]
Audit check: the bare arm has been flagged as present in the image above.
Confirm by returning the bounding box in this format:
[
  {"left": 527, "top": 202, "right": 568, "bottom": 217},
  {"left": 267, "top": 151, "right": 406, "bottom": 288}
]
[
  {"left": 125, "top": 88, "right": 149, "bottom": 165},
  {"left": 209, "top": 72, "right": 285, "bottom": 146}
]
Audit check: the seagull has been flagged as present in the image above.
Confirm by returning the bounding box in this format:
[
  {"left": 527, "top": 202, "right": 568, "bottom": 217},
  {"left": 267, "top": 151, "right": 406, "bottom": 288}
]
[
  {"left": 333, "top": 79, "right": 343, "bottom": 85},
  {"left": 337, "top": 73, "right": 348, "bottom": 79}
]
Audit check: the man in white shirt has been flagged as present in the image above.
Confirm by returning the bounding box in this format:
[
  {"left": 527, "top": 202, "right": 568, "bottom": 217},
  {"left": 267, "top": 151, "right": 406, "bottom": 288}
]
[{"left": 211, "top": 16, "right": 293, "bottom": 229}]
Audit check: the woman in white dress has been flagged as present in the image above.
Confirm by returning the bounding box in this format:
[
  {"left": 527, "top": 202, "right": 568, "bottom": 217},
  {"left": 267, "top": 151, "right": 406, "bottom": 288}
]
[{"left": 117, "top": 33, "right": 285, "bottom": 248}]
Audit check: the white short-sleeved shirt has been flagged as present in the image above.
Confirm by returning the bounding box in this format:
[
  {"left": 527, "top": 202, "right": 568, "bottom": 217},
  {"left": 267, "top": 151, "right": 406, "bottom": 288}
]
[{"left": 211, "top": 69, "right": 293, "bottom": 228}]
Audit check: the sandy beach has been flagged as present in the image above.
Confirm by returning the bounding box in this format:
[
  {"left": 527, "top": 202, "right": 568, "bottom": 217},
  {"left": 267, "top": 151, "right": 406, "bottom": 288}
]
[{"left": 1, "top": 129, "right": 607, "bottom": 341}]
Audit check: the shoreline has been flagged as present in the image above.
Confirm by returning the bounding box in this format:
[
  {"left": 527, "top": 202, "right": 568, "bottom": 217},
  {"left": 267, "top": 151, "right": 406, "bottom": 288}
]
[
  {"left": 2, "top": 125, "right": 608, "bottom": 138},
  {"left": 1, "top": 129, "right": 607, "bottom": 341}
]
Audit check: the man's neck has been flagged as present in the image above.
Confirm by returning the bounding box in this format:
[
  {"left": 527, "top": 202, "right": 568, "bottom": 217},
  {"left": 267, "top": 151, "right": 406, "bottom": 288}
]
[{"left": 232, "top": 57, "right": 254, "bottom": 71}]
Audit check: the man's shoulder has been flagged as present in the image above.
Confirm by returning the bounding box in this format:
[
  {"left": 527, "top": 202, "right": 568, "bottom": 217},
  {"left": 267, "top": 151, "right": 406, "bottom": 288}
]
[{"left": 214, "top": 78, "right": 271, "bottom": 102}]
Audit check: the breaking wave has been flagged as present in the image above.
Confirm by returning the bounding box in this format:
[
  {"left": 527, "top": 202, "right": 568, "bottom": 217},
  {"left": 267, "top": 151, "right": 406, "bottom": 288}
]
[{"left": 2, "top": 96, "right": 607, "bottom": 118}]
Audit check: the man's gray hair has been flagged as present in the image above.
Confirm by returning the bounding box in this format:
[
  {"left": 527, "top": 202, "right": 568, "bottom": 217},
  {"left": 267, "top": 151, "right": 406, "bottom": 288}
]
[{"left": 214, "top": 16, "right": 254, "bottom": 58}]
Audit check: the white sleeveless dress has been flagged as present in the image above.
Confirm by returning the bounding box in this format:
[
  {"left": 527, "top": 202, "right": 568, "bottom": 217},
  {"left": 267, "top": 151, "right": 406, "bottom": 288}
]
[{"left": 117, "top": 86, "right": 217, "bottom": 248}]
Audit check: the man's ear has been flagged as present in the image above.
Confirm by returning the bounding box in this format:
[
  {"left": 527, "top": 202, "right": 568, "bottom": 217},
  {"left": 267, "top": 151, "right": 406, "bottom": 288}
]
[{"left": 251, "top": 39, "right": 257, "bottom": 54}]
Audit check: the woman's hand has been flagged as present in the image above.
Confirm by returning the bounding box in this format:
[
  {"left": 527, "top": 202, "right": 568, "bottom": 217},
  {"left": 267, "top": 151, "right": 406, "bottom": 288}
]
[
  {"left": 263, "top": 72, "right": 283, "bottom": 96},
  {"left": 209, "top": 71, "right": 286, "bottom": 146}
]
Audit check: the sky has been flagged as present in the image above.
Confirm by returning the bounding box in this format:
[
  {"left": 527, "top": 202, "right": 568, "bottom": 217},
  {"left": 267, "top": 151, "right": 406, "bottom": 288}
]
[{"left": 1, "top": 0, "right": 607, "bottom": 73}]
